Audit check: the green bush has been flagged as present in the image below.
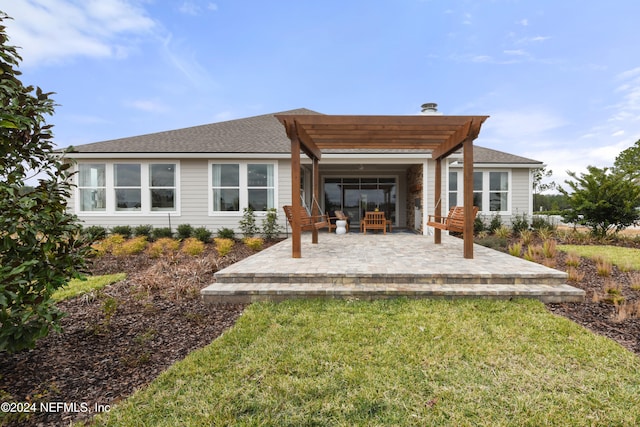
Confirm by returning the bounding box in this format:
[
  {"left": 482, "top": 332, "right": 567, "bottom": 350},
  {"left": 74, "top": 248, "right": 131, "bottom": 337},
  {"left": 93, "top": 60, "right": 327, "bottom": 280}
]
[
  {"left": 511, "top": 213, "right": 530, "bottom": 235},
  {"left": 239, "top": 207, "right": 259, "bottom": 237},
  {"left": 262, "top": 208, "right": 282, "bottom": 240},
  {"left": 474, "top": 216, "right": 486, "bottom": 234},
  {"left": 111, "top": 225, "right": 132, "bottom": 238},
  {"left": 152, "top": 227, "right": 173, "bottom": 240},
  {"left": 488, "top": 214, "right": 503, "bottom": 233},
  {"left": 134, "top": 224, "right": 153, "bottom": 239},
  {"left": 177, "top": 224, "right": 194, "bottom": 239},
  {"left": 0, "top": 18, "right": 89, "bottom": 353},
  {"left": 193, "top": 227, "right": 213, "bottom": 243},
  {"left": 216, "top": 227, "right": 235, "bottom": 239},
  {"left": 84, "top": 225, "right": 107, "bottom": 241}
]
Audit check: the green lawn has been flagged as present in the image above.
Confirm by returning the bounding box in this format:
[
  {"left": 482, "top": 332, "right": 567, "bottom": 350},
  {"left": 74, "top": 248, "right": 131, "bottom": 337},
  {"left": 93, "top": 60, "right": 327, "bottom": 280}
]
[
  {"left": 52, "top": 273, "right": 126, "bottom": 301},
  {"left": 93, "top": 298, "right": 640, "bottom": 426},
  {"left": 558, "top": 244, "right": 640, "bottom": 270}
]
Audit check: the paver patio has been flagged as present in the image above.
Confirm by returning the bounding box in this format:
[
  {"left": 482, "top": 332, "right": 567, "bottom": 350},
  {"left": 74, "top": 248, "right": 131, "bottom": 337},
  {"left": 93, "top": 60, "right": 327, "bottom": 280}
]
[{"left": 202, "top": 232, "right": 585, "bottom": 303}]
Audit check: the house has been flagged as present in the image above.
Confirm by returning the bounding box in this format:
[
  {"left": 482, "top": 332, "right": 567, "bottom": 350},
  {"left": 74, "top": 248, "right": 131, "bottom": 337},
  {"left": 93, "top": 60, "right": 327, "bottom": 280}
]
[{"left": 66, "top": 108, "right": 543, "bottom": 235}]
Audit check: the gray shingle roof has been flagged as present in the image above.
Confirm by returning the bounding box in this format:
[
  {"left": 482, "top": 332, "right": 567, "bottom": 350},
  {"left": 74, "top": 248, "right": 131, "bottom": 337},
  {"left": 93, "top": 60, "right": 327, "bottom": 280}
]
[
  {"left": 70, "top": 108, "right": 321, "bottom": 154},
  {"left": 69, "top": 108, "right": 542, "bottom": 165}
]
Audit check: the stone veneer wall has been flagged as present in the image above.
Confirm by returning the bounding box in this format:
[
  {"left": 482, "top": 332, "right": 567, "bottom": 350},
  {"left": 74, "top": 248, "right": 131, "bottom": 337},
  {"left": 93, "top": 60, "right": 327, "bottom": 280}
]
[{"left": 406, "top": 165, "right": 423, "bottom": 232}]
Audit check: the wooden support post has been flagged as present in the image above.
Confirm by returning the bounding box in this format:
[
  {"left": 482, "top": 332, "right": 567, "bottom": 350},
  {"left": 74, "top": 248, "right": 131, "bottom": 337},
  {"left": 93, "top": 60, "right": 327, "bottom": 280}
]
[
  {"left": 434, "top": 157, "right": 442, "bottom": 244},
  {"left": 463, "top": 138, "right": 474, "bottom": 259},
  {"left": 290, "top": 129, "right": 302, "bottom": 258},
  {"left": 311, "top": 157, "right": 320, "bottom": 244}
]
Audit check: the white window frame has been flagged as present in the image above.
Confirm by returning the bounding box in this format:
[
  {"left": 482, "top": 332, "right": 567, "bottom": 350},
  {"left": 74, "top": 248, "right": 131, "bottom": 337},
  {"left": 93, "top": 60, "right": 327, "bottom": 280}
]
[
  {"left": 448, "top": 169, "right": 512, "bottom": 214},
  {"left": 208, "top": 161, "right": 278, "bottom": 216},
  {"left": 75, "top": 161, "right": 181, "bottom": 216}
]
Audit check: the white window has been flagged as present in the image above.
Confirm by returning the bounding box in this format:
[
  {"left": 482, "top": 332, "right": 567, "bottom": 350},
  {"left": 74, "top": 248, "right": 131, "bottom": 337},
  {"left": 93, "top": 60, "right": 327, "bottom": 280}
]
[
  {"left": 210, "top": 162, "right": 277, "bottom": 214},
  {"left": 448, "top": 170, "right": 510, "bottom": 213},
  {"left": 76, "top": 162, "right": 179, "bottom": 214},
  {"left": 78, "top": 164, "right": 106, "bottom": 212},
  {"left": 150, "top": 164, "right": 177, "bottom": 211},
  {"left": 114, "top": 164, "right": 141, "bottom": 211}
]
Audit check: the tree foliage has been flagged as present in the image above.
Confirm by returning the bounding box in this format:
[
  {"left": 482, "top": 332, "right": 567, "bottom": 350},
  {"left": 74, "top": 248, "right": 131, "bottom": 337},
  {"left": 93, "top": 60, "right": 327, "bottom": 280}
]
[
  {"left": 560, "top": 166, "right": 640, "bottom": 238},
  {"left": 614, "top": 138, "right": 640, "bottom": 178},
  {"left": 0, "top": 14, "right": 89, "bottom": 353}
]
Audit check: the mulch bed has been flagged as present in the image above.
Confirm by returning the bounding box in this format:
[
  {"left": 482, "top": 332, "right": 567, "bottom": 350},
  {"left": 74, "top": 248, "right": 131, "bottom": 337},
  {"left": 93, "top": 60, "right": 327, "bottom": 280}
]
[{"left": 2, "top": 237, "right": 640, "bottom": 426}]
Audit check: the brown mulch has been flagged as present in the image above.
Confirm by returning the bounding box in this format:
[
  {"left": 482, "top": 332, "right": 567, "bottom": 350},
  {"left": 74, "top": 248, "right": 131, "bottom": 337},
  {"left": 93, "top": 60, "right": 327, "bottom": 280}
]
[{"left": 2, "top": 236, "right": 640, "bottom": 426}]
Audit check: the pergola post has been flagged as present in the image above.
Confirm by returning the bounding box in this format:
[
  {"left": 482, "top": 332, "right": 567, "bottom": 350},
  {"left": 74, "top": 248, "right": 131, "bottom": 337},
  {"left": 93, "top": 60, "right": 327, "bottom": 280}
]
[
  {"left": 433, "top": 157, "right": 442, "bottom": 244},
  {"left": 463, "top": 138, "right": 474, "bottom": 259},
  {"left": 311, "top": 157, "right": 320, "bottom": 244},
  {"left": 290, "top": 132, "right": 302, "bottom": 258}
]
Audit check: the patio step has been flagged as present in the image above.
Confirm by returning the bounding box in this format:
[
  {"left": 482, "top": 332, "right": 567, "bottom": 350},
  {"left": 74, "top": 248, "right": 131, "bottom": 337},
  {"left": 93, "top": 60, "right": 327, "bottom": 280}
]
[
  {"left": 201, "top": 282, "right": 585, "bottom": 304},
  {"left": 213, "top": 271, "right": 568, "bottom": 286}
]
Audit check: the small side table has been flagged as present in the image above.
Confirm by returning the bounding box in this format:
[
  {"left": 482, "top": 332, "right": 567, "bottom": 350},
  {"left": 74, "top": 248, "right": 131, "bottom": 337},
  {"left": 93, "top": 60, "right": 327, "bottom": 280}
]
[{"left": 336, "top": 220, "right": 347, "bottom": 235}]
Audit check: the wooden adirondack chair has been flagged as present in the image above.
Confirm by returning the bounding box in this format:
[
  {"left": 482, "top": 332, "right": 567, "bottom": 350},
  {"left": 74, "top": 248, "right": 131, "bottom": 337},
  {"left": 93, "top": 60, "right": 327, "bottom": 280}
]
[{"left": 427, "top": 206, "right": 478, "bottom": 233}]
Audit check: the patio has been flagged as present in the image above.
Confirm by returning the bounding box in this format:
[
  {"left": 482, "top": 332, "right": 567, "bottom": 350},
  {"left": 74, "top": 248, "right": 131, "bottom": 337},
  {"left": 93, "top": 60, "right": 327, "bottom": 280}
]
[{"left": 201, "top": 232, "right": 585, "bottom": 304}]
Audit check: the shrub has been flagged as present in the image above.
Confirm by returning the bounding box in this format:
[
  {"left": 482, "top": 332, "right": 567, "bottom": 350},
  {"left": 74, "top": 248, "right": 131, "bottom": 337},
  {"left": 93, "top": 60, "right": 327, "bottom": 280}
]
[
  {"left": 524, "top": 245, "right": 542, "bottom": 262},
  {"left": 134, "top": 224, "right": 153, "bottom": 239},
  {"left": 537, "top": 227, "right": 555, "bottom": 241},
  {"left": 214, "top": 238, "right": 235, "bottom": 257},
  {"left": 177, "top": 224, "right": 194, "bottom": 239},
  {"left": 111, "top": 225, "right": 132, "bottom": 238},
  {"left": 92, "top": 234, "right": 126, "bottom": 256},
  {"left": 193, "top": 227, "right": 213, "bottom": 243},
  {"left": 519, "top": 229, "right": 534, "bottom": 246},
  {"left": 112, "top": 236, "right": 148, "bottom": 256},
  {"left": 181, "top": 238, "right": 205, "bottom": 256},
  {"left": 596, "top": 258, "right": 613, "bottom": 277},
  {"left": 508, "top": 242, "right": 522, "bottom": 257},
  {"left": 243, "top": 237, "right": 264, "bottom": 251},
  {"left": 0, "top": 19, "right": 90, "bottom": 352},
  {"left": 630, "top": 273, "right": 640, "bottom": 291},
  {"left": 262, "top": 208, "right": 282, "bottom": 240},
  {"left": 565, "top": 252, "right": 581, "bottom": 267},
  {"left": 239, "top": 207, "right": 259, "bottom": 237},
  {"left": 152, "top": 227, "right": 173, "bottom": 240},
  {"left": 84, "top": 225, "right": 107, "bottom": 241},
  {"left": 474, "top": 216, "right": 486, "bottom": 234},
  {"left": 494, "top": 225, "right": 511, "bottom": 239},
  {"left": 567, "top": 267, "right": 585, "bottom": 282},
  {"left": 216, "top": 227, "right": 235, "bottom": 239},
  {"left": 488, "top": 214, "right": 502, "bottom": 233},
  {"left": 475, "top": 235, "right": 507, "bottom": 251},
  {"left": 148, "top": 238, "right": 180, "bottom": 258},
  {"left": 531, "top": 216, "right": 555, "bottom": 231},
  {"left": 542, "top": 239, "right": 557, "bottom": 258},
  {"left": 511, "top": 213, "right": 530, "bottom": 235}
]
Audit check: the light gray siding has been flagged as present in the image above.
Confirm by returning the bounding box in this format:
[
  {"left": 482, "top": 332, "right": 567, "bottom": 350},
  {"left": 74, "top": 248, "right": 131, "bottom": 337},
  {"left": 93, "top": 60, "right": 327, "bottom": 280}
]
[{"left": 72, "top": 158, "right": 292, "bottom": 236}]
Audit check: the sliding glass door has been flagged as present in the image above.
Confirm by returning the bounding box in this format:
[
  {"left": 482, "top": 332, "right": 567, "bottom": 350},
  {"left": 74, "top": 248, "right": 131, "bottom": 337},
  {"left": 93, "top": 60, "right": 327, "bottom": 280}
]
[{"left": 324, "top": 177, "right": 397, "bottom": 225}]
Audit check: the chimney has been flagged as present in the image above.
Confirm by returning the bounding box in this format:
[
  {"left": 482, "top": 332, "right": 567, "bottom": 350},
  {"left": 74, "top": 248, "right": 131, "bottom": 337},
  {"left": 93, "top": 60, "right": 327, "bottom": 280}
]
[{"left": 420, "top": 102, "right": 442, "bottom": 115}]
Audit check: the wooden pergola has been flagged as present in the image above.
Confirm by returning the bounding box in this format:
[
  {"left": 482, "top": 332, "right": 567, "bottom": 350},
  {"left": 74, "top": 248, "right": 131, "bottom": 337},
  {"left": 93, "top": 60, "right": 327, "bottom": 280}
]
[{"left": 275, "top": 114, "right": 489, "bottom": 259}]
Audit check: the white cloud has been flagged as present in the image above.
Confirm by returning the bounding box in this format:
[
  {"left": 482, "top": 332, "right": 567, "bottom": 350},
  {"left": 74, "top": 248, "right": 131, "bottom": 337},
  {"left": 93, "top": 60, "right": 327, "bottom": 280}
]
[
  {"left": 179, "top": 1, "right": 200, "bottom": 15},
  {"left": 126, "top": 99, "right": 170, "bottom": 113},
  {"left": 2, "top": 0, "right": 157, "bottom": 67},
  {"left": 519, "top": 19, "right": 529, "bottom": 26}
]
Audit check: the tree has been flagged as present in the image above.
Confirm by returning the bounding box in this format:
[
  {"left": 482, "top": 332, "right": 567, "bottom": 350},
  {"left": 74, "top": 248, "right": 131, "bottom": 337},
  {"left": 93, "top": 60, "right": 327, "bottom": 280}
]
[
  {"left": 560, "top": 166, "right": 640, "bottom": 238},
  {"left": 532, "top": 166, "right": 557, "bottom": 212},
  {"left": 614, "top": 138, "right": 640, "bottom": 178},
  {"left": 0, "top": 14, "right": 89, "bottom": 353}
]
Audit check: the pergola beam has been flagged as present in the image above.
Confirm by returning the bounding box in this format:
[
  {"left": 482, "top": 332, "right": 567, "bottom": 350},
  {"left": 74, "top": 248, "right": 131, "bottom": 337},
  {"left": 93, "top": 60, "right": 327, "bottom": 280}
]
[{"left": 276, "top": 113, "right": 489, "bottom": 259}]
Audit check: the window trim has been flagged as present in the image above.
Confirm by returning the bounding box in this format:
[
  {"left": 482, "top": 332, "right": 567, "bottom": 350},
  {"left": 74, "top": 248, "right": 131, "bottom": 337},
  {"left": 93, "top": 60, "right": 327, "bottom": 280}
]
[
  {"left": 75, "top": 161, "right": 181, "bottom": 216},
  {"left": 208, "top": 160, "right": 278, "bottom": 216},
  {"left": 447, "top": 169, "right": 512, "bottom": 214}
]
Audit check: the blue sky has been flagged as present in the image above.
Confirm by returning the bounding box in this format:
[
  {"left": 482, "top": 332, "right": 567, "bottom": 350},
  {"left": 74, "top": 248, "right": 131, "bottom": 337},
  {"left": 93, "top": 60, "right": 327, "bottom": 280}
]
[{"left": 3, "top": 0, "right": 640, "bottom": 189}]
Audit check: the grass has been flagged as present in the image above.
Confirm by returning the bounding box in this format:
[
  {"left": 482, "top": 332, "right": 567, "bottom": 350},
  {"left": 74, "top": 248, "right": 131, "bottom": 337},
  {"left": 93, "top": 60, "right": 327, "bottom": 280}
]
[
  {"left": 558, "top": 245, "right": 640, "bottom": 271},
  {"left": 52, "top": 274, "right": 126, "bottom": 301},
  {"left": 93, "top": 299, "right": 640, "bottom": 426}
]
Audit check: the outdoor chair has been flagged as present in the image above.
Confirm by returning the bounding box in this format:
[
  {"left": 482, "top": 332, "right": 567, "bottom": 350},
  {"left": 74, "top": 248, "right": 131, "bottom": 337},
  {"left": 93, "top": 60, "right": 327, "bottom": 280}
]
[{"left": 362, "top": 211, "right": 387, "bottom": 234}]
